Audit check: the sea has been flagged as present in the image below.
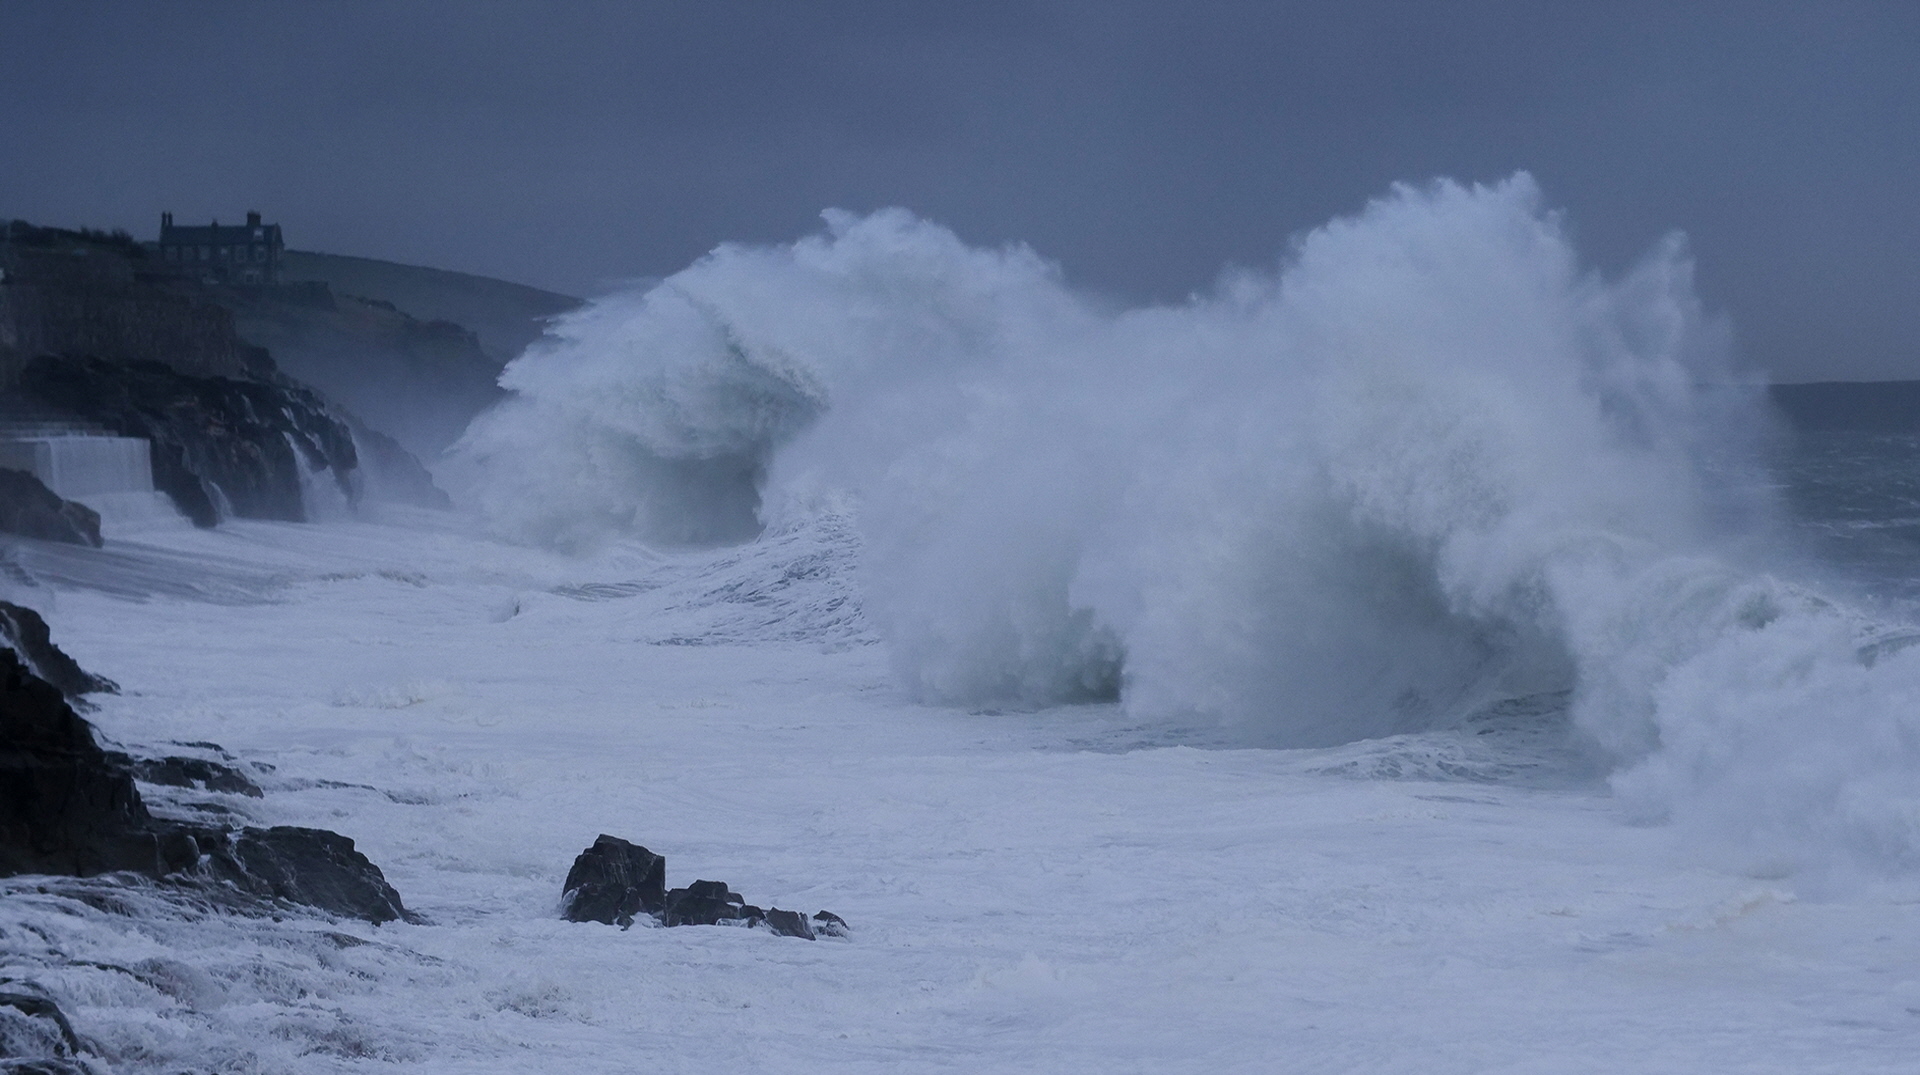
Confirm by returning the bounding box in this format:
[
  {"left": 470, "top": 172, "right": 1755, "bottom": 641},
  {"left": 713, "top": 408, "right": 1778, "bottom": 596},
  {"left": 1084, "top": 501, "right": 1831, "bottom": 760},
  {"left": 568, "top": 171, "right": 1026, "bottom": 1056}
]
[{"left": 4, "top": 174, "right": 1919, "bottom": 1072}]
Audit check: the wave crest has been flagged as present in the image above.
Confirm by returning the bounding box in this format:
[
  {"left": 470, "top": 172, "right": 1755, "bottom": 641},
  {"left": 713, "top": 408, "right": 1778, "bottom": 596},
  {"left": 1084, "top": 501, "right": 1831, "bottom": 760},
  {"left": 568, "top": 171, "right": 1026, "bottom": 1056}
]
[{"left": 448, "top": 175, "right": 1920, "bottom": 875}]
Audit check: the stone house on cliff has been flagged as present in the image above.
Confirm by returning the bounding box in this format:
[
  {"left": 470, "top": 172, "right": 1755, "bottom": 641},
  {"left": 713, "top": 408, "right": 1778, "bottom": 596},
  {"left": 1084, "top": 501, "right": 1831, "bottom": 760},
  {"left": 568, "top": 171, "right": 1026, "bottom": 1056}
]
[{"left": 157, "top": 211, "right": 284, "bottom": 284}]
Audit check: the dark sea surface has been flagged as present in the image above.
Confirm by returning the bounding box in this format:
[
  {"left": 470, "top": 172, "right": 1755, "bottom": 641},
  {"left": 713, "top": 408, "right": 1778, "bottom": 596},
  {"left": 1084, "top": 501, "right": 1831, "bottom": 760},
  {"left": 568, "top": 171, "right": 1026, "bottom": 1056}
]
[{"left": 1771, "top": 384, "right": 1920, "bottom": 607}]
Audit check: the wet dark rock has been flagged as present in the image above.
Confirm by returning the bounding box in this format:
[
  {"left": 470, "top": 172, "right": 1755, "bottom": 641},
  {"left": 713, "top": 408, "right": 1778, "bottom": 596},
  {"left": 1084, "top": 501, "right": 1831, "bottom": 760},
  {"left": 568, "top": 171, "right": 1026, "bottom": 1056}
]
[
  {"left": 0, "top": 646, "right": 179, "bottom": 878},
  {"left": 121, "top": 754, "right": 264, "bottom": 798},
  {"left": 211, "top": 826, "right": 408, "bottom": 925},
  {"left": 0, "top": 983, "right": 84, "bottom": 1064},
  {"left": 681, "top": 879, "right": 741, "bottom": 903},
  {"left": 761, "top": 908, "right": 815, "bottom": 940},
  {"left": 18, "top": 355, "right": 357, "bottom": 527},
  {"left": 0, "top": 602, "right": 114, "bottom": 700},
  {"left": 0, "top": 641, "right": 405, "bottom": 924},
  {"left": 664, "top": 891, "right": 742, "bottom": 927},
  {"left": 561, "top": 834, "right": 665, "bottom": 927},
  {"left": 561, "top": 834, "right": 843, "bottom": 939},
  {"left": 664, "top": 879, "right": 752, "bottom": 927},
  {"left": 0, "top": 470, "right": 100, "bottom": 548}
]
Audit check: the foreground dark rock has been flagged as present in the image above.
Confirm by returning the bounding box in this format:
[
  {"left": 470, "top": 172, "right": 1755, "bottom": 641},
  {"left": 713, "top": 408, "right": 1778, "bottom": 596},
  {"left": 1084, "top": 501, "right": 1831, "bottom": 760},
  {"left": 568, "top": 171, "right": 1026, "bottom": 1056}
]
[
  {"left": 561, "top": 833, "right": 845, "bottom": 940},
  {"left": 0, "top": 470, "right": 100, "bottom": 548},
  {"left": 212, "top": 826, "right": 408, "bottom": 924},
  {"left": 0, "top": 646, "right": 182, "bottom": 878},
  {"left": 0, "top": 602, "right": 114, "bottom": 700},
  {"left": 761, "top": 908, "right": 817, "bottom": 940},
  {"left": 664, "top": 878, "right": 747, "bottom": 927},
  {"left": 0, "top": 625, "right": 406, "bottom": 924},
  {"left": 561, "top": 833, "right": 665, "bottom": 927},
  {"left": 18, "top": 355, "right": 358, "bottom": 527}
]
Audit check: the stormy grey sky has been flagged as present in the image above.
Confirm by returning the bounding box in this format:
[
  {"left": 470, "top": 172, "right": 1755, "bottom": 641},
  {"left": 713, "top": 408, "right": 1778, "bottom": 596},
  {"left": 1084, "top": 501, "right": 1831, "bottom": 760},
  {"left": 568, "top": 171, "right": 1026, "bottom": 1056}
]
[{"left": 2, "top": 1, "right": 1915, "bottom": 381}]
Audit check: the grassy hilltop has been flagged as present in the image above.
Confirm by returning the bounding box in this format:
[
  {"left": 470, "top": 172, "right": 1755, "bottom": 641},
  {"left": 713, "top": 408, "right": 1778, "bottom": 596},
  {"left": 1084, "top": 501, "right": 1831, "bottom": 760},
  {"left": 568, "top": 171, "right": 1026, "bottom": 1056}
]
[{"left": 280, "top": 250, "right": 580, "bottom": 371}]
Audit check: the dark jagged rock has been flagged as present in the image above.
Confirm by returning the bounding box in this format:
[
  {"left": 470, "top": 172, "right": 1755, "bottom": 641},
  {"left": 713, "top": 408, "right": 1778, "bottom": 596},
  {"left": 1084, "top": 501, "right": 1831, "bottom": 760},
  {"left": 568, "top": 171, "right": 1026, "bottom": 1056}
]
[
  {"left": 561, "top": 834, "right": 843, "bottom": 939},
  {"left": 117, "top": 753, "right": 264, "bottom": 798},
  {"left": 0, "top": 470, "right": 100, "bottom": 548},
  {"left": 562, "top": 834, "right": 667, "bottom": 927},
  {"left": 681, "top": 879, "right": 741, "bottom": 903},
  {"left": 0, "top": 602, "right": 114, "bottom": 700},
  {"left": 761, "top": 908, "right": 816, "bottom": 940},
  {"left": 0, "top": 647, "right": 185, "bottom": 878},
  {"left": 663, "top": 880, "right": 746, "bottom": 928},
  {"left": 18, "top": 355, "right": 357, "bottom": 527},
  {"left": 212, "top": 827, "right": 408, "bottom": 925},
  {"left": 0, "top": 642, "right": 405, "bottom": 923}
]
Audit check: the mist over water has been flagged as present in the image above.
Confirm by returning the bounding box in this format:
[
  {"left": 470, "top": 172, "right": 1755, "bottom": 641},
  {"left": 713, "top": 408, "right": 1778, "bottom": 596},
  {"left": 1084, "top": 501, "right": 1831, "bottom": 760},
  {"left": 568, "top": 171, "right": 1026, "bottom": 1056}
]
[{"left": 447, "top": 175, "right": 1920, "bottom": 876}]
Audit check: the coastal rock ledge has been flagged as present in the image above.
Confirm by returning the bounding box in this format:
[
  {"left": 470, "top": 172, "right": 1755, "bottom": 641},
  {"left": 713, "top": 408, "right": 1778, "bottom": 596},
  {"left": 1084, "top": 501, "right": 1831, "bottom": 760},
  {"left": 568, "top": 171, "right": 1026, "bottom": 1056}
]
[{"left": 0, "top": 611, "right": 407, "bottom": 925}]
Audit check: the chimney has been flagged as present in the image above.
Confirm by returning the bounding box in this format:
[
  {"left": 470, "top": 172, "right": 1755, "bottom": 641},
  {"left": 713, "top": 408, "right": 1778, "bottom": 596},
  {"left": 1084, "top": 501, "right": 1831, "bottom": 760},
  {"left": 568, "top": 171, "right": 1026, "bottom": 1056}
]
[
  {"left": 247, "top": 211, "right": 261, "bottom": 227},
  {"left": 161, "top": 211, "right": 173, "bottom": 231}
]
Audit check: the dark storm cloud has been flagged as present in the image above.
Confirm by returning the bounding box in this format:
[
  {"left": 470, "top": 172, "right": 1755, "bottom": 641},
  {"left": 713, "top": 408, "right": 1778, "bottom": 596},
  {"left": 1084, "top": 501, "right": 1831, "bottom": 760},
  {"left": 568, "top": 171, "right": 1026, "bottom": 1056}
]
[{"left": 2, "top": 0, "right": 1915, "bottom": 380}]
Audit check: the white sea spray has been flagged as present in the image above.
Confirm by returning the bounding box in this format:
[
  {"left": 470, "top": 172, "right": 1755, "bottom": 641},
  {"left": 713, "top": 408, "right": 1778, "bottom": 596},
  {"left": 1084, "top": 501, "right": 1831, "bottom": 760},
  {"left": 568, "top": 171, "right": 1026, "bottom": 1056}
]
[{"left": 448, "top": 175, "right": 1920, "bottom": 875}]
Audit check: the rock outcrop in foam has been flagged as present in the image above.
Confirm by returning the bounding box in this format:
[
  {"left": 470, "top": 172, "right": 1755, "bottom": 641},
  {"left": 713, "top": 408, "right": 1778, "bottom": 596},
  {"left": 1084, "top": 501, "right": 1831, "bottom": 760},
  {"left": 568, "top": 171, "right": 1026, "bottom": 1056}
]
[
  {"left": 0, "top": 610, "right": 407, "bottom": 924},
  {"left": 560, "top": 832, "right": 846, "bottom": 940}
]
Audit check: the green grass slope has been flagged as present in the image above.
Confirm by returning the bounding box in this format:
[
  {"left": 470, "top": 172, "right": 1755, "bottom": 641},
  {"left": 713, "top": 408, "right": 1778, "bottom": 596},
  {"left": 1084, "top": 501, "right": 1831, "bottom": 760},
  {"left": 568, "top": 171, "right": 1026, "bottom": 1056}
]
[{"left": 280, "top": 251, "right": 581, "bottom": 369}]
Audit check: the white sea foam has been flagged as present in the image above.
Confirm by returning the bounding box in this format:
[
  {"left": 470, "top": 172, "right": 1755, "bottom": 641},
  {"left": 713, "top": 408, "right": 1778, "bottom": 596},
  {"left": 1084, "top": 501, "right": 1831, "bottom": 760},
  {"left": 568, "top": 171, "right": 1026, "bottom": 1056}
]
[{"left": 447, "top": 175, "right": 1920, "bottom": 875}]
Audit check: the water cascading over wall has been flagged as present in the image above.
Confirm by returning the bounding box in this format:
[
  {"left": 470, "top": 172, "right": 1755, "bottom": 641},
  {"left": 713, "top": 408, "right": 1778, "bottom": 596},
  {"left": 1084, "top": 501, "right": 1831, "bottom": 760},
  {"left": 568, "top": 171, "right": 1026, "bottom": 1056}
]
[{"left": 0, "top": 433, "right": 154, "bottom": 500}]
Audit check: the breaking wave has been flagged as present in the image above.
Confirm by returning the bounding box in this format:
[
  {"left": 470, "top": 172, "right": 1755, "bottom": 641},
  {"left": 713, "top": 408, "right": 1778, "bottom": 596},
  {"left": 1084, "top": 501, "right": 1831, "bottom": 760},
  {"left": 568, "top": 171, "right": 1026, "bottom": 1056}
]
[{"left": 446, "top": 175, "right": 1920, "bottom": 875}]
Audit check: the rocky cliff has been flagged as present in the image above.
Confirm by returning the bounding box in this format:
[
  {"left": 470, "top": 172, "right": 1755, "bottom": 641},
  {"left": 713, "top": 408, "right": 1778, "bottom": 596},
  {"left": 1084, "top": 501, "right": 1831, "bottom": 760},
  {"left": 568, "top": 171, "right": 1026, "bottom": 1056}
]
[
  {"left": 224, "top": 284, "right": 506, "bottom": 460},
  {"left": 19, "top": 355, "right": 359, "bottom": 527},
  {"left": 0, "top": 602, "right": 408, "bottom": 923},
  {"left": 0, "top": 220, "right": 453, "bottom": 525},
  {"left": 279, "top": 249, "right": 579, "bottom": 372}
]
